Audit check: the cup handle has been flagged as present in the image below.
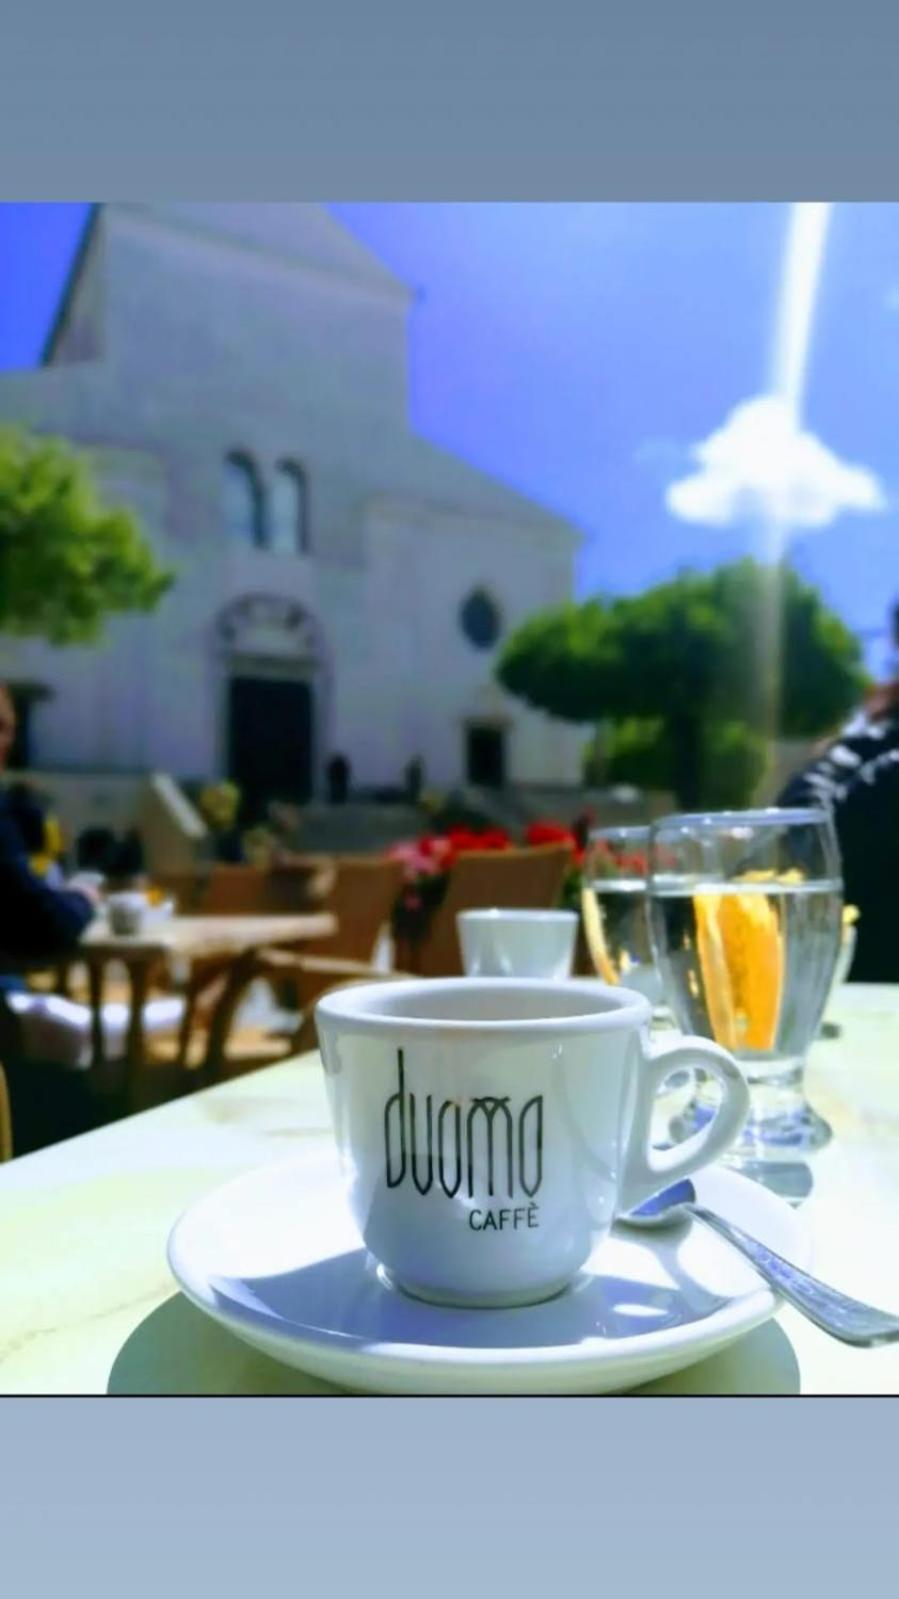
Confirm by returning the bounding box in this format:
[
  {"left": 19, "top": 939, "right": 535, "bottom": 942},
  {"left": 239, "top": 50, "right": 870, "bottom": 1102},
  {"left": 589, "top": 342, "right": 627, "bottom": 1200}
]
[{"left": 618, "top": 1036, "right": 750, "bottom": 1215}]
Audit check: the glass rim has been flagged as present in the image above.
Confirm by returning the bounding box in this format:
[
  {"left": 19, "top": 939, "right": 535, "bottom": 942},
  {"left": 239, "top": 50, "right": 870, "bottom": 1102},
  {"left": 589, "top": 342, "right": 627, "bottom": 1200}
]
[
  {"left": 649, "top": 805, "right": 831, "bottom": 831},
  {"left": 587, "top": 824, "right": 650, "bottom": 842}
]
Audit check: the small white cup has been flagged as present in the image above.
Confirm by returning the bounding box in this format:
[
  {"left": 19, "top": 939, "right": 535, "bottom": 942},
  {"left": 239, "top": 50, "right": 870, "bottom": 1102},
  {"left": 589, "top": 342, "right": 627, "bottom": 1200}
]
[
  {"left": 315, "top": 977, "right": 749, "bottom": 1309},
  {"left": 106, "top": 891, "right": 149, "bottom": 936},
  {"left": 457, "top": 908, "right": 578, "bottom": 979}
]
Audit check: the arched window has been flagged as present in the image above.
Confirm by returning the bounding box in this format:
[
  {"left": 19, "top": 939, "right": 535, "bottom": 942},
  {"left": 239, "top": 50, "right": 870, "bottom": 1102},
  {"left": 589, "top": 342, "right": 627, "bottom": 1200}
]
[
  {"left": 223, "top": 451, "right": 266, "bottom": 548},
  {"left": 271, "top": 460, "right": 310, "bottom": 554},
  {"left": 459, "top": 588, "right": 502, "bottom": 650}
]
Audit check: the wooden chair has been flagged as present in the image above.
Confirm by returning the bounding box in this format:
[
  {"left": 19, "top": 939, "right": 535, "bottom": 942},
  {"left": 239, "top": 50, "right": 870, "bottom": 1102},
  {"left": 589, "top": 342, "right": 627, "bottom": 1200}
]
[
  {"left": 0, "top": 854, "right": 398, "bottom": 1121},
  {"left": 0, "top": 949, "right": 281, "bottom": 1124},
  {"left": 0, "top": 1061, "right": 12, "bottom": 1162},
  {"left": 151, "top": 949, "right": 413, "bottom": 1085},
  {"left": 150, "top": 871, "right": 205, "bottom": 913},
  {"left": 143, "top": 857, "right": 403, "bottom": 1093},
  {"left": 301, "top": 855, "right": 405, "bottom": 963},
  {"left": 398, "top": 842, "right": 573, "bottom": 977},
  {"left": 0, "top": 947, "right": 276, "bottom": 1121},
  {"left": 0, "top": 943, "right": 409, "bottom": 1134},
  {"left": 0, "top": 991, "right": 100, "bottom": 1154},
  {"left": 135, "top": 857, "right": 340, "bottom": 1060},
  {"left": 155, "top": 858, "right": 336, "bottom": 916}
]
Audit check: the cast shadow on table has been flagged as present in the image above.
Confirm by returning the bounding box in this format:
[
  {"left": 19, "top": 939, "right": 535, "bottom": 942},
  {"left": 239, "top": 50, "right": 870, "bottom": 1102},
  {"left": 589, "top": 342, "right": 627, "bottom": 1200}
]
[
  {"left": 108, "top": 1294, "right": 339, "bottom": 1395},
  {"left": 107, "top": 1284, "right": 801, "bottom": 1397}
]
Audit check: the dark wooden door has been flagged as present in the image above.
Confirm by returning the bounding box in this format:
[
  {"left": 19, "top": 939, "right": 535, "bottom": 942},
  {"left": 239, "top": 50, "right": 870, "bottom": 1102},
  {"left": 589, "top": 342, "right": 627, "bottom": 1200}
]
[
  {"left": 227, "top": 676, "right": 314, "bottom": 821},
  {"left": 465, "top": 723, "right": 506, "bottom": 788}
]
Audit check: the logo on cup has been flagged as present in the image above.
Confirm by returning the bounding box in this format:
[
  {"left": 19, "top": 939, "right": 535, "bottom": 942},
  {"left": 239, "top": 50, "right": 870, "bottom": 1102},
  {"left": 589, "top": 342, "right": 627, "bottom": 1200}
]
[{"left": 383, "top": 1049, "right": 544, "bottom": 1214}]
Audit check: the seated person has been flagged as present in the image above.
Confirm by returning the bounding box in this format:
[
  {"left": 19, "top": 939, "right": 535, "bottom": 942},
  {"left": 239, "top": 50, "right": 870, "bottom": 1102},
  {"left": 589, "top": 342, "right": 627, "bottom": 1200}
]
[
  {"left": 0, "top": 695, "right": 187, "bottom": 1155},
  {"left": 0, "top": 689, "right": 98, "bottom": 970},
  {"left": 777, "top": 678, "right": 899, "bottom": 984},
  {"left": 75, "top": 825, "right": 120, "bottom": 876},
  {"left": 0, "top": 687, "right": 100, "bottom": 1150},
  {"left": 5, "top": 779, "right": 66, "bottom": 884}
]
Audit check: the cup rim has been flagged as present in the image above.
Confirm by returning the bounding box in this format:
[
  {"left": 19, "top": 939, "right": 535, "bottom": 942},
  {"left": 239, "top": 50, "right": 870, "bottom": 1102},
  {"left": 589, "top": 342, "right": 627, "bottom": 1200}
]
[
  {"left": 315, "top": 976, "right": 651, "bottom": 1037},
  {"left": 456, "top": 908, "right": 579, "bottom": 925}
]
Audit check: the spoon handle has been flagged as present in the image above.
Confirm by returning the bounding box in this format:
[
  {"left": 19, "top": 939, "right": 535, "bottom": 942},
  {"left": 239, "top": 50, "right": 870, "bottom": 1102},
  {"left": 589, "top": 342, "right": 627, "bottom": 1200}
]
[{"left": 690, "top": 1205, "right": 899, "bottom": 1347}]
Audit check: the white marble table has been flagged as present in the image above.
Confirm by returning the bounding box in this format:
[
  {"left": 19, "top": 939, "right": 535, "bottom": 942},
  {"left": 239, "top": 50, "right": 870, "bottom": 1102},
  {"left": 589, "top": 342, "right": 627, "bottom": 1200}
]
[{"left": 2, "top": 984, "right": 898, "bottom": 1395}]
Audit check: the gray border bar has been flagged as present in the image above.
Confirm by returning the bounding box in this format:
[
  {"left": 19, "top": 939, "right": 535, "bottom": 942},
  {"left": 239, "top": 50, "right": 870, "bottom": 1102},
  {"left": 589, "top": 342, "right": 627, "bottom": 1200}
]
[{"left": 2, "top": 3, "right": 899, "bottom": 196}]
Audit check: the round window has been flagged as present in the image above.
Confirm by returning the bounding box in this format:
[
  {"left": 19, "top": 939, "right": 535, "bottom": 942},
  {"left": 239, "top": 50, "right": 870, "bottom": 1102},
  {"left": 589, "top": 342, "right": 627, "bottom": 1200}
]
[{"left": 459, "top": 589, "right": 502, "bottom": 650}]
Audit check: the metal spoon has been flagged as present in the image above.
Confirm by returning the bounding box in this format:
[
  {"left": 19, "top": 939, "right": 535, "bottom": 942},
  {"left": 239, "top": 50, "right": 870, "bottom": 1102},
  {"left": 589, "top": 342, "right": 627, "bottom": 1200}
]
[{"left": 624, "top": 1179, "right": 899, "bottom": 1347}]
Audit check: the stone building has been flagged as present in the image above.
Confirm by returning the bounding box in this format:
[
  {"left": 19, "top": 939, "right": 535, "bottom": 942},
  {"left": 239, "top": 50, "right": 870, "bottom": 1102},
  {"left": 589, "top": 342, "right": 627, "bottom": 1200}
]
[{"left": 0, "top": 203, "right": 582, "bottom": 815}]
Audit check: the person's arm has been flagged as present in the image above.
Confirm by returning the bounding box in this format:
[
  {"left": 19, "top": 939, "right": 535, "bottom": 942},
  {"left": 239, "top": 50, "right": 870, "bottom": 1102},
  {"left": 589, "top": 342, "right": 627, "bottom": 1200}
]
[
  {"left": 778, "top": 710, "right": 899, "bottom": 810},
  {"left": 0, "top": 856, "right": 96, "bottom": 962}
]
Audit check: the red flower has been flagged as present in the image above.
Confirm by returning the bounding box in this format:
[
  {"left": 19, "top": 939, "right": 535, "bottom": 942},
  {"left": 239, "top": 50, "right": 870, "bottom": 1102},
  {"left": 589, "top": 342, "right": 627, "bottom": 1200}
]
[
  {"left": 476, "top": 829, "right": 513, "bottom": 852},
  {"left": 445, "top": 827, "right": 511, "bottom": 855},
  {"left": 388, "top": 836, "right": 453, "bottom": 881},
  {"left": 389, "top": 829, "right": 512, "bottom": 881},
  {"left": 524, "top": 819, "right": 580, "bottom": 863},
  {"left": 525, "top": 820, "right": 574, "bottom": 847},
  {"left": 417, "top": 835, "right": 455, "bottom": 866}
]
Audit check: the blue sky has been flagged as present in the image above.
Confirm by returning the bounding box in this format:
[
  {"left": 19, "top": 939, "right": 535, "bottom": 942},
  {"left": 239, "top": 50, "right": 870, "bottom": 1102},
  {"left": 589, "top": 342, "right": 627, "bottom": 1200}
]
[{"left": 2, "top": 202, "right": 897, "bottom": 668}]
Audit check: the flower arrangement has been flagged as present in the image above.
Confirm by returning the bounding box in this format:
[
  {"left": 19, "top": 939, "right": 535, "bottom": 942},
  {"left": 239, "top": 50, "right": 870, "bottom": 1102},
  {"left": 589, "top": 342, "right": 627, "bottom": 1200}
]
[
  {"left": 389, "top": 827, "right": 513, "bottom": 940},
  {"left": 389, "top": 815, "right": 597, "bottom": 937},
  {"left": 198, "top": 781, "right": 241, "bottom": 832}
]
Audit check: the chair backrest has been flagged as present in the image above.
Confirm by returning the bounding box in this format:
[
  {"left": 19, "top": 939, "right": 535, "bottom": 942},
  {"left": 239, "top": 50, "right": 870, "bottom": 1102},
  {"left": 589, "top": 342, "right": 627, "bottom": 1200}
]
[
  {"left": 304, "top": 855, "right": 405, "bottom": 963},
  {"left": 204, "top": 861, "right": 336, "bottom": 915},
  {"left": 291, "top": 963, "right": 414, "bottom": 1054},
  {"left": 407, "top": 842, "right": 573, "bottom": 977},
  {"left": 152, "top": 871, "right": 206, "bottom": 913},
  {"left": 156, "top": 860, "right": 336, "bottom": 915}
]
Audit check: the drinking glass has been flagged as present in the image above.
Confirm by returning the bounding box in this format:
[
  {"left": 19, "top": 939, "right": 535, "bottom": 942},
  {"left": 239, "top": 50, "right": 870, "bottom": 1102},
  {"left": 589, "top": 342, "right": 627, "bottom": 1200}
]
[
  {"left": 580, "top": 826, "right": 664, "bottom": 1007},
  {"left": 647, "top": 807, "right": 843, "bottom": 1159}
]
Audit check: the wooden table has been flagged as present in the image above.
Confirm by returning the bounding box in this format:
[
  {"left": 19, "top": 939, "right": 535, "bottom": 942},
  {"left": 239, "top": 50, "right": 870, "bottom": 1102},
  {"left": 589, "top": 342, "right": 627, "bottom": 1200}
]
[
  {"left": 80, "top": 912, "right": 337, "bottom": 962},
  {"left": 2, "top": 983, "right": 899, "bottom": 1395},
  {"left": 75, "top": 912, "right": 337, "bottom": 1100}
]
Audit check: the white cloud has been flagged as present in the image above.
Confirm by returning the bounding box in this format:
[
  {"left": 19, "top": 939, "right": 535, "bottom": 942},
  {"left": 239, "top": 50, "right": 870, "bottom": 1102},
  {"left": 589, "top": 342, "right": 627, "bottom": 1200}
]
[{"left": 666, "top": 395, "right": 887, "bottom": 530}]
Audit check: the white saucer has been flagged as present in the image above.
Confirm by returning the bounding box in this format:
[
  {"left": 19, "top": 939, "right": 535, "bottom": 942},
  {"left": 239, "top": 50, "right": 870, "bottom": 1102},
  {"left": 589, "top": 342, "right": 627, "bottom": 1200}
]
[{"left": 167, "top": 1150, "right": 809, "bottom": 1395}]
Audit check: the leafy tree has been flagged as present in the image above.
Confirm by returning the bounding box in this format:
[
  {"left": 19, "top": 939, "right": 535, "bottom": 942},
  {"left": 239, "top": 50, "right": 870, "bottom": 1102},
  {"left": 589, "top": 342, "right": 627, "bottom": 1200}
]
[
  {"left": 603, "top": 716, "right": 768, "bottom": 809},
  {"left": 0, "top": 426, "right": 173, "bottom": 644},
  {"left": 497, "top": 559, "right": 865, "bottom": 808}
]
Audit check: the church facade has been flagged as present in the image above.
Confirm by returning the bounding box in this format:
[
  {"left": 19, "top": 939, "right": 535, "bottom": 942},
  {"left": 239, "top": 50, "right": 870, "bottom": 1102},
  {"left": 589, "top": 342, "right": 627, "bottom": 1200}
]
[{"left": 0, "top": 204, "right": 583, "bottom": 808}]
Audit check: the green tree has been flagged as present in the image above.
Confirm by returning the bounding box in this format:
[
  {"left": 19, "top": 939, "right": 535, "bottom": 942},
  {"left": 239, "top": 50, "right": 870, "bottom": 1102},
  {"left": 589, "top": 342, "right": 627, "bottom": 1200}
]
[
  {"left": 497, "top": 558, "right": 865, "bottom": 808},
  {"left": 603, "top": 716, "right": 768, "bottom": 809},
  {"left": 0, "top": 426, "right": 173, "bottom": 644}
]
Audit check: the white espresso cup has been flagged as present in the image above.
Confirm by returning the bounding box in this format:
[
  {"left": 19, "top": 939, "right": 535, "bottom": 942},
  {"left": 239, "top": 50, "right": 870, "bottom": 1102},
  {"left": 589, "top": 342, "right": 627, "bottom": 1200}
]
[
  {"left": 457, "top": 908, "right": 578, "bottom": 979},
  {"left": 315, "top": 977, "right": 749, "bottom": 1309}
]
